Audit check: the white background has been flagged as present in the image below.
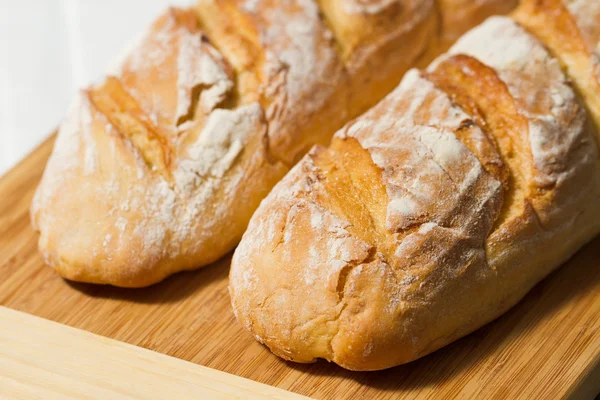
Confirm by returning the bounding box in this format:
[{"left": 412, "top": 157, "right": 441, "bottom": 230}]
[{"left": 0, "top": 0, "right": 191, "bottom": 176}]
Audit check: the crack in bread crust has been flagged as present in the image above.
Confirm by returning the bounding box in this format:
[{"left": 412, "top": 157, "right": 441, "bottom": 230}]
[
  {"left": 89, "top": 77, "right": 173, "bottom": 177},
  {"left": 514, "top": 0, "right": 600, "bottom": 139},
  {"left": 424, "top": 55, "right": 531, "bottom": 231},
  {"left": 196, "top": 0, "right": 351, "bottom": 166}
]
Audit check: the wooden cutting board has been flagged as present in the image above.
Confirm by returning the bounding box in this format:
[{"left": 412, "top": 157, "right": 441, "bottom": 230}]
[
  {"left": 0, "top": 306, "right": 306, "bottom": 399},
  {"left": 1, "top": 135, "right": 599, "bottom": 400}
]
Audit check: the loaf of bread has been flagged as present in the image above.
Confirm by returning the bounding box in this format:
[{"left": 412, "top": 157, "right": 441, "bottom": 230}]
[
  {"left": 31, "top": 0, "right": 516, "bottom": 287},
  {"left": 229, "top": 2, "right": 600, "bottom": 370}
]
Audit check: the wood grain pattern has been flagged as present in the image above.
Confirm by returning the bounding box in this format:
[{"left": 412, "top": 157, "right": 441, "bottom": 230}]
[
  {"left": 0, "top": 306, "right": 306, "bottom": 400},
  {"left": 0, "top": 135, "right": 599, "bottom": 399}
]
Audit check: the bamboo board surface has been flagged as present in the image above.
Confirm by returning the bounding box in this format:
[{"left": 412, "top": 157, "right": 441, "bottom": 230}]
[
  {"left": 0, "top": 306, "right": 305, "bottom": 399},
  {"left": 0, "top": 135, "right": 599, "bottom": 399}
]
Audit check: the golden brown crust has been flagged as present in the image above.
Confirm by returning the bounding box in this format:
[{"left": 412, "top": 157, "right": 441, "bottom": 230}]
[
  {"left": 424, "top": 54, "right": 535, "bottom": 229},
  {"left": 423, "top": 56, "right": 510, "bottom": 189},
  {"left": 230, "top": 15, "right": 600, "bottom": 370},
  {"left": 33, "top": 2, "right": 518, "bottom": 287},
  {"left": 513, "top": 0, "right": 600, "bottom": 135},
  {"left": 197, "top": 0, "right": 351, "bottom": 165},
  {"left": 438, "top": 0, "right": 519, "bottom": 47},
  {"left": 315, "top": 0, "right": 438, "bottom": 116}
]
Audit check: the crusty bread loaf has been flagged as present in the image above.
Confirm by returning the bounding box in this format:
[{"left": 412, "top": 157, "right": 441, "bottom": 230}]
[
  {"left": 229, "top": 3, "right": 600, "bottom": 370},
  {"left": 31, "top": 1, "right": 516, "bottom": 287}
]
